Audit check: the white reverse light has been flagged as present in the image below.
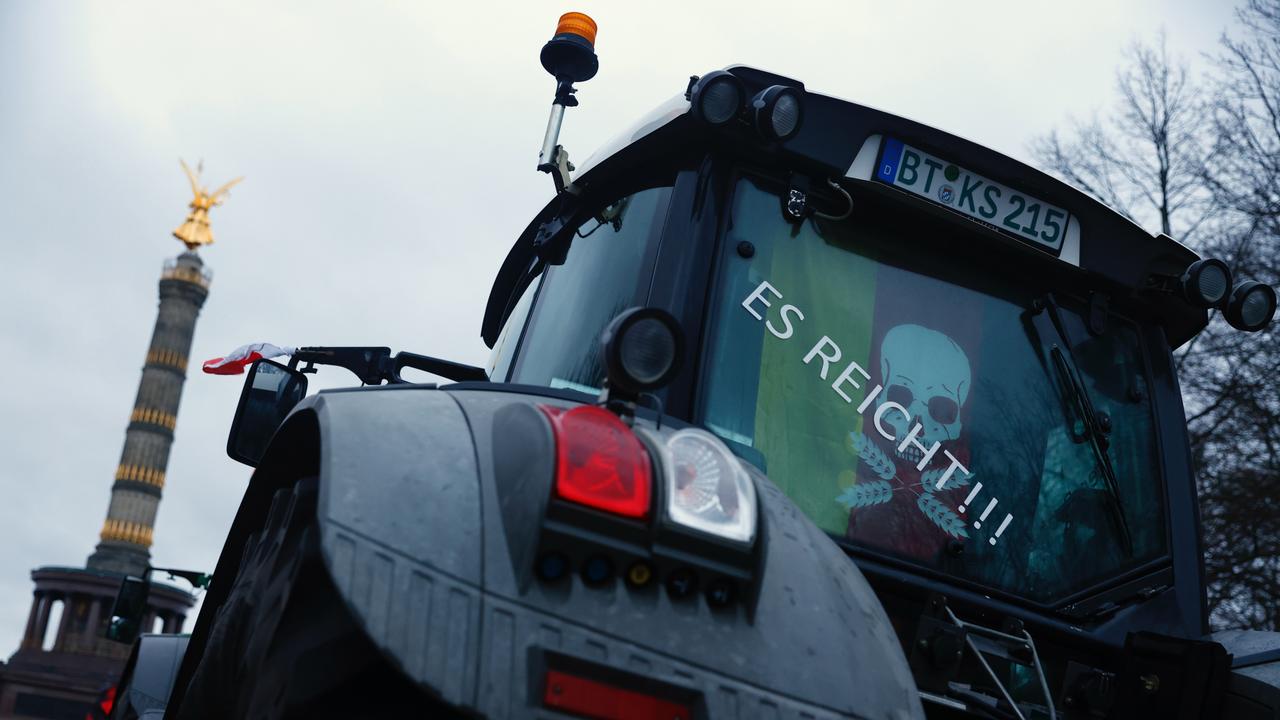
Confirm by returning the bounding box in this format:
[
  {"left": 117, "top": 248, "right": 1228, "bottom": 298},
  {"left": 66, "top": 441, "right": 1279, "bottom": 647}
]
[{"left": 657, "top": 428, "right": 757, "bottom": 545}]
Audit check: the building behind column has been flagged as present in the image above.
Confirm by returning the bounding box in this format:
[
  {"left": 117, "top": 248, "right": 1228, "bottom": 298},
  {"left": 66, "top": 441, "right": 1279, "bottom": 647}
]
[{"left": 0, "top": 164, "right": 237, "bottom": 719}]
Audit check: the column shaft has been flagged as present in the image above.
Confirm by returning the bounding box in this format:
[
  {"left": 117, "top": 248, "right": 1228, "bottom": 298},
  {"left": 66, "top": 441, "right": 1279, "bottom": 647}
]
[
  {"left": 21, "top": 593, "right": 41, "bottom": 648},
  {"left": 85, "top": 596, "right": 103, "bottom": 645},
  {"left": 53, "top": 594, "right": 73, "bottom": 649},
  {"left": 32, "top": 594, "right": 51, "bottom": 649},
  {"left": 88, "top": 252, "right": 209, "bottom": 576}
]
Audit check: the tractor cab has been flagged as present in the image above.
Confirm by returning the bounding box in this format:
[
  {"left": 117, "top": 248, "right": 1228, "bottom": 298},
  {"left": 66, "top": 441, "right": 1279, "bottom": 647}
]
[
  {"left": 168, "top": 15, "right": 1280, "bottom": 720},
  {"left": 480, "top": 44, "right": 1279, "bottom": 716}
]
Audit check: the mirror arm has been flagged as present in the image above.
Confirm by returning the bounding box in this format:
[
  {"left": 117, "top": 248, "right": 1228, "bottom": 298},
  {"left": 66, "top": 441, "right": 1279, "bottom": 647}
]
[
  {"left": 291, "top": 346, "right": 393, "bottom": 385},
  {"left": 148, "top": 566, "right": 212, "bottom": 590},
  {"left": 392, "top": 352, "right": 488, "bottom": 383},
  {"left": 286, "top": 346, "right": 488, "bottom": 384}
]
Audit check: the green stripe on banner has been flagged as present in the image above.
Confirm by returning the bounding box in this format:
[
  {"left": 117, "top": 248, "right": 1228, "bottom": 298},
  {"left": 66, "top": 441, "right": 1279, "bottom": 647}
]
[{"left": 750, "top": 220, "right": 879, "bottom": 535}]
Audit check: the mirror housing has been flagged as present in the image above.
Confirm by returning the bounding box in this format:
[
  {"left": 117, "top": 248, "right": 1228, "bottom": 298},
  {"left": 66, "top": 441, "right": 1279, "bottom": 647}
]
[
  {"left": 105, "top": 575, "right": 150, "bottom": 644},
  {"left": 227, "top": 358, "right": 308, "bottom": 467}
]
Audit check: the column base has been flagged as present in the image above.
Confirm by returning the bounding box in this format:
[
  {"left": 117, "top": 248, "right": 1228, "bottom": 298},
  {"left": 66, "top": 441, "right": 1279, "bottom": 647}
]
[{"left": 86, "top": 543, "right": 150, "bottom": 577}]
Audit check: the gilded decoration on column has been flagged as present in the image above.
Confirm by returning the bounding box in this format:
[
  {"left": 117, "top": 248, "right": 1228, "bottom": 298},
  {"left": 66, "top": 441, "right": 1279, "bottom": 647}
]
[{"left": 171, "top": 159, "right": 243, "bottom": 250}]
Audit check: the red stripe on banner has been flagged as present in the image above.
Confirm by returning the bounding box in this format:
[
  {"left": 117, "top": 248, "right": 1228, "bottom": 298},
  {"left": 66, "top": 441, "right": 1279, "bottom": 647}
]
[{"left": 846, "top": 261, "right": 986, "bottom": 561}]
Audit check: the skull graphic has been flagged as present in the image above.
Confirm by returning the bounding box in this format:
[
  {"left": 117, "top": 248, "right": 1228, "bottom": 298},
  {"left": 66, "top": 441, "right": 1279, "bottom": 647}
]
[{"left": 876, "top": 324, "right": 972, "bottom": 466}]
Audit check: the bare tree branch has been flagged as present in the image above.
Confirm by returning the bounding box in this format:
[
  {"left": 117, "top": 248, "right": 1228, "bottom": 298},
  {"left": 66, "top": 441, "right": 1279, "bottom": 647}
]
[{"left": 1033, "top": 7, "right": 1280, "bottom": 631}]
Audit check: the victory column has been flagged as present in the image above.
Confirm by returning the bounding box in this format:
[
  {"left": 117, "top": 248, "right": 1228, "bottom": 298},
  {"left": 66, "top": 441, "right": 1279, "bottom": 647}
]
[
  {"left": 0, "top": 164, "right": 239, "bottom": 718},
  {"left": 88, "top": 162, "right": 239, "bottom": 575}
]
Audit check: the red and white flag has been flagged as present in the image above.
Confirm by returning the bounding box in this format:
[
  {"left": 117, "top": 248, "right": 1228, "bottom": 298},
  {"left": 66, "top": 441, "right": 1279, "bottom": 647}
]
[{"left": 202, "top": 342, "right": 296, "bottom": 375}]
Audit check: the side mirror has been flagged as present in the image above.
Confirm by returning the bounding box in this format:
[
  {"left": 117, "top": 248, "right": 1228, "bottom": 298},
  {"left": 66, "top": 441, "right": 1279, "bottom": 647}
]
[
  {"left": 227, "top": 358, "right": 308, "bottom": 467},
  {"left": 105, "top": 575, "right": 150, "bottom": 644}
]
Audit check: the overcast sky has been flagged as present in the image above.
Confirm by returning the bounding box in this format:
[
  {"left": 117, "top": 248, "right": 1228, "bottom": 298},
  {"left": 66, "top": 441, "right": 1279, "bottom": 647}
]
[{"left": 0, "top": 1, "right": 1240, "bottom": 651}]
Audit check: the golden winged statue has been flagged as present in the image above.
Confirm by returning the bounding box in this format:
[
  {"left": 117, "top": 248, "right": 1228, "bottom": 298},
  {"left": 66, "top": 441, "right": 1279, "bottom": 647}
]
[{"left": 172, "top": 160, "right": 243, "bottom": 250}]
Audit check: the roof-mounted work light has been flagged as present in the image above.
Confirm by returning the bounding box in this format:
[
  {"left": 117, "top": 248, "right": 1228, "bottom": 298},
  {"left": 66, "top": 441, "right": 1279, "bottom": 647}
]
[
  {"left": 689, "top": 70, "right": 746, "bottom": 127},
  {"left": 1180, "top": 258, "right": 1233, "bottom": 309},
  {"left": 537, "top": 12, "right": 598, "bottom": 193},
  {"left": 751, "top": 85, "right": 803, "bottom": 141},
  {"left": 1224, "top": 281, "right": 1277, "bottom": 332}
]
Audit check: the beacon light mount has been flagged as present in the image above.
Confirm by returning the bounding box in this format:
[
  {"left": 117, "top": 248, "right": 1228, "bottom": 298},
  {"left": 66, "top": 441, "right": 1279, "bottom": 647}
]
[{"left": 537, "top": 12, "right": 599, "bottom": 193}]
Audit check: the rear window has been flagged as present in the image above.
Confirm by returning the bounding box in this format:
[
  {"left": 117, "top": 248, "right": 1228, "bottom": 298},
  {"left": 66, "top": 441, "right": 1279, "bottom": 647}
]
[
  {"left": 511, "top": 186, "right": 672, "bottom": 393},
  {"left": 700, "top": 175, "right": 1166, "bottom": 603}
]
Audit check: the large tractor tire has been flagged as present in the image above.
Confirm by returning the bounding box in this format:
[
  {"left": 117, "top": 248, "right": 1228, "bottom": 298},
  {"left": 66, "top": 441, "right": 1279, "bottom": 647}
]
[{"left": 175, "top": 478, "right": 462, "bottom": 719}]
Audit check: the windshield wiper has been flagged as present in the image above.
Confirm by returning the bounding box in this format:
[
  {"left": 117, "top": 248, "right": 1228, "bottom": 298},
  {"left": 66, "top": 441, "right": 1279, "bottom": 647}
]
[{"left": 1030, "top": 295, "right": 1134, "bottom": 556}]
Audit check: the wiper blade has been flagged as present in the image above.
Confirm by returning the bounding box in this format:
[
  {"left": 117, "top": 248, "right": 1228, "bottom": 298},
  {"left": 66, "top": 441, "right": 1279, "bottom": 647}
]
[
  {"left": 1031, "top": 295, "right": 1134, "bottom": 557},
  {"left": 1058, "top": 581, "right": 1170, "bottom": 621}
]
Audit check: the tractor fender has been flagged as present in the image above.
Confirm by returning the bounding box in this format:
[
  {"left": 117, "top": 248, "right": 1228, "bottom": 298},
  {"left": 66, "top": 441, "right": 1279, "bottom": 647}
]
[
  {"left": 455, "top": 389, "right": 924, "bottom": 719},
  {"left": 308, "top": 386, "right": 484, "bottom": 707},
  {"left": 291, "top": 385, "right": 922, "bottom": 718}
]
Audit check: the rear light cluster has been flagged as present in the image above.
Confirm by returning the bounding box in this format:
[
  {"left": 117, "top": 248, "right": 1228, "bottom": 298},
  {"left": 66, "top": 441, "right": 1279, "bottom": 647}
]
[
  {"left": 655, "top": 428, "right": 757, "bottom": 545},
  {"left": 543, "top": 404, "right": 651, "bottom": 520},
  {"left": 536, "top": 404, "right": 758, "bottom": 609}
]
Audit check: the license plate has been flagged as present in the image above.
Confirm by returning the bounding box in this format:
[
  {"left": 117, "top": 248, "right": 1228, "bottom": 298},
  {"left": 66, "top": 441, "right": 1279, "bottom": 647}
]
[{"left": 875, "top": 137, "right": 1070, "bottom": 253}]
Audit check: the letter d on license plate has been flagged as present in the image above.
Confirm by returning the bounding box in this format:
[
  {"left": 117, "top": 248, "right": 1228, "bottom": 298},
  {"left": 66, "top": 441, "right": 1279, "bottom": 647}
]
[{"left": 875, "top": 137, "right": 1071, "bottom": 254}]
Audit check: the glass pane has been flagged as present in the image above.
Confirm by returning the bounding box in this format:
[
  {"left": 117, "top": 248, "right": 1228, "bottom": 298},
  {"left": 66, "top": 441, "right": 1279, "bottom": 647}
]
[
  {"left": 701, "top": 175, "right": 1165, "bottom": 603},
  {"left": 512, "top": 186, "right": 672, "bottom": 393},
  {"left": 232, "top": 361, "right": 306, "bottom": 463},
  {"left": 486, "top": 274, "right": 542, "bottom": 382}
]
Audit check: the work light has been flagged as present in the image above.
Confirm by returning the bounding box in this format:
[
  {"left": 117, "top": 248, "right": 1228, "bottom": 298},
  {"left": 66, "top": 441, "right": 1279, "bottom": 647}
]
[
  {"left": 1179, "top": 258, "right": 1232, "bottom": 308},
  {"left": 751, "top": 85, "right": 803, "bottom": 141},
  {"left": 689, "top": 70, "right": 745, "bottom": 126},
  {"left": 1225, "top": 281, "right": 1277, "bottom": 332},
  {"left": 600, "top": 307, "right": 684, "bottom": 396}
]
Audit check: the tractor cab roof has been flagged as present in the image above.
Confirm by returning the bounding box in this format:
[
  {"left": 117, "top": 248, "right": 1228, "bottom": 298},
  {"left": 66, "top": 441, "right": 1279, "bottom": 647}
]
[{"left": 484, "top": 65, "right": 1207, "bottom": 348}]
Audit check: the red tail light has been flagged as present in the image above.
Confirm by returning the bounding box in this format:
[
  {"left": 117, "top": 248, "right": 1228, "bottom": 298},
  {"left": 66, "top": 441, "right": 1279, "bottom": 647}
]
[
  {"left": 541, "top": 405, "right": 652, "bottom": 520},
  {"left": 86, "top": 685, "right": 115, "bottom": 719}
]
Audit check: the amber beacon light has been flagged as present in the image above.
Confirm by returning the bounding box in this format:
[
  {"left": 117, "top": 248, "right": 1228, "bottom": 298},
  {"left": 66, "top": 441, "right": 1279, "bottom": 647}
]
[
  {"left": 536, "top": 12, "right": 599, "bottom": 191},
  {"left": 554, "top": 12, "right": 597, "bottom": 48}
]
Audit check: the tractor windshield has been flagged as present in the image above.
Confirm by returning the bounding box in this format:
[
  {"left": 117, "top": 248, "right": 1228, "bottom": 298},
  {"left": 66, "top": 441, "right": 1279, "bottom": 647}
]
[{"left": 701, "top": 174, "right": 1167, "bottom": 604}]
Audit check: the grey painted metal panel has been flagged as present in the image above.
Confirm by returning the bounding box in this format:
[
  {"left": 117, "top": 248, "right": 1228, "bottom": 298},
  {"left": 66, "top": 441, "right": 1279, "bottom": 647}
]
[
  {"left": 311, "top": 388, "right": 484, "bottom": 708},
  {"left": 313, "top": 388, "right": 483, "bottom": 587},
  {"left": 309, "top": 385, "right": 921, "bottom": 717},
  {"left": 455, "top": 390, "right": 923, "bottom": 719}
]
